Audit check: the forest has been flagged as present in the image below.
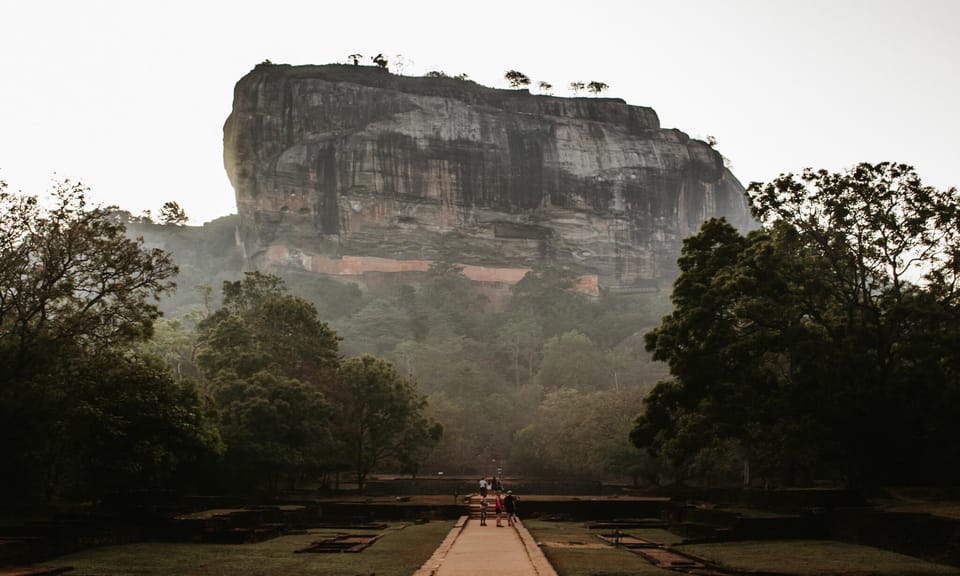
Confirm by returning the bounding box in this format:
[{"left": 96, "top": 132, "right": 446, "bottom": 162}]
[{"left": 2, "top": 161, "right": 959, "bottom": 509}]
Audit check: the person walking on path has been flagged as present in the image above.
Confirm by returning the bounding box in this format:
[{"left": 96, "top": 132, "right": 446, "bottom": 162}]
[
  {"left": 479, "top": 495, "right": 488, "bottom": 526},
  {"left": 503, "top": 490, "right": 517, "bottom": 526},
  {"left": 494, "top": 492, "right": 504, "bottom": 526},
  {"left": 478, "top": 477, "right": 488, "bottom": 497}
]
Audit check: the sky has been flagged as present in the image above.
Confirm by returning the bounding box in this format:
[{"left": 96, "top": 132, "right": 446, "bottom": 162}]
[{"left": 2, "top": 0, "right": 958, "bottom": 225}]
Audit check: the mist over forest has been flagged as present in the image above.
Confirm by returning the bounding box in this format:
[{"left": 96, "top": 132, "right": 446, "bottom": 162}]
[
  {"left": 130, "top": 156, "right": 960, "bottom": 496},
  {"left": 132, "top": 213, "right": 673, "bottom": 486}
]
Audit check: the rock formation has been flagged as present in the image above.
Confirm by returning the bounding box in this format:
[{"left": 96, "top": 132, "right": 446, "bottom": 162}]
[{"left": 223, "top": 63, "right": 757, "bottom": 294}]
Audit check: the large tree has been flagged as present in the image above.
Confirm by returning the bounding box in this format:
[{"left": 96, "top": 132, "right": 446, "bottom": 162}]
[
  {"left": 633, "top": 163, "right": 960, "bottom": 487},
  {"left": 338, "top": 354, "right": 441, "bottom": 490},
  {"left": 195, "top": 272, "right": 341, "bottom": 491},
  {"left": 747, "top": 162, "right": 960, "bottom": 483},
  {"left": 633, "top": 219, "right": 826, "bottom": 484},
  {"left": 0, "top": 179, "right": 220, "bottom": 501},
  {"left": 0, "top": 180, "right": 177, "bottom": 375}
]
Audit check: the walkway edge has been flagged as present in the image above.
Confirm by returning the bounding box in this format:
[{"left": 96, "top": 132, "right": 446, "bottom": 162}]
[
  {"left": 514, "top": 518, "right": 559, "bottom": 576},
  {"left": 411, "top": 515, "right": 469, "bottom": 576}
]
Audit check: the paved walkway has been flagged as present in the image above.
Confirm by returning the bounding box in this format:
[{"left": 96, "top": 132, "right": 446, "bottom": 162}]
[{"left": 413, "top": 515, "right": 558, "bottom": 576}]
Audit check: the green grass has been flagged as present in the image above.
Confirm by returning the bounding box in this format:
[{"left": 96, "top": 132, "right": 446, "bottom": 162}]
[
  {"left": 35, "top": 517, "right": 960, "bottom": 576},
  {"left": 38, "top": 521, "right": 452, "bottom": 576},
  {"left": 524, "top": 520, "right": 678, "bottom": 575},
  {"left": 525, "top": 520, "right": 960, "bottom": 576},
  {"left": 680, "top": 539, "right": 960, "bottom": 576}
]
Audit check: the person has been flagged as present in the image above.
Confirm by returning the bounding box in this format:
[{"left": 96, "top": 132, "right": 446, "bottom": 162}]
[
  {"left": 494, "top": 492, "right": 504, "bottom": 527},
  {"left": 503, "top": 490, "right": 517, "bottom": 526},
  {"left": 479, "top": 495, "right": 488, "bottom": 526},
  {"left": 478, "top": 477, "right": 488, "bottom": 497}
]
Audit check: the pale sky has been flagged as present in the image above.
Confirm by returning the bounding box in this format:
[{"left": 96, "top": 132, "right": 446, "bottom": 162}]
[{"left": 2, "top": 0, "right": 958, "bottom": 224}]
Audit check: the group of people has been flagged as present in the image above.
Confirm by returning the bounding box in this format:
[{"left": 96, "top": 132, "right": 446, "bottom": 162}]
[{"left": 478, "top": 476, "right": 517, "bottom": 527}]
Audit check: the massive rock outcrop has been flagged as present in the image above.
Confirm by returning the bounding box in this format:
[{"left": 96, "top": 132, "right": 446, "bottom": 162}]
[{"left": 223, "top": 63, "right": 756, "bottom": 294}]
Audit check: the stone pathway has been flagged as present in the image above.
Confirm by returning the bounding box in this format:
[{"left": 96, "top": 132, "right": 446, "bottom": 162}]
[{"left": 413, "top": 514, "right": 557, "bottom": 576}]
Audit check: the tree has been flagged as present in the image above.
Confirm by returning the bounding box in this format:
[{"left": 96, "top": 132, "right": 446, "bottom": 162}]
[
  {"left": 198, "top": 272, "right": 340, "bottom": 385},
  {"left": 338, "top": 355, "right": 441, "bottom": 491},
  {"left": 371, "top": 53, "right": 388, "bottom": 69},
  {"left": 632, "top": 219, "right": 820, "bottom": 483},
  {"left": 496, "top": 315, "right": 543, "bottom": 387},
  {"left": 504, "top": 70, "right": 531, "bottom": 89},
  {"left": 0, "top": 179, "right": 177, "bottom": 381},
  {"left": 537, "top": 81, "right": 553, "bottom": 95},
  {"left": 160, "top": 201, "right": 188, "bottom": 225},
  {"left": 533, "top": 330, "right": 608, "bottom": 392},
  {"left": 0, "top": 179, "right": 220, "bottom": 502},
  {"left": 587, "top": 81, "right": 609, "bottom": 95},
  {"left": 195, "top": 272, "right": 341, "bottom": 491},
  {"left": 392, "top": 54, "right": 411, "bottom": 75},
  {"left": 569, "top": 81, "right": 585, "bottom": 95},
  {"left": 514, "top": 388, "right": 649, "bottom": 479},
  {"left": 633, "top": 163, "right": 960, "bottom": 487},
  {"left": 508, "top": 265, "right": 592, "bottom": 339},
  {"left": 348, "top": 53, "right": 363, "bottom": 66},
  {"left": 212, "top": 369, "right": 332, "bottom": 491},
  {"left": 63, "top": 353, "right": 223, "bottom": 500},
  {"left": 746, "top": 162, "right": 960, "bottom": 484},
  {"left": 748, "top": 162, "right": 960, "bottom": 315}
]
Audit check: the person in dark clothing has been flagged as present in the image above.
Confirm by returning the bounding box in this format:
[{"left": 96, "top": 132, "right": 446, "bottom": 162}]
[{"left": 503, "top": 491, "right": 517, "bottom": 526}]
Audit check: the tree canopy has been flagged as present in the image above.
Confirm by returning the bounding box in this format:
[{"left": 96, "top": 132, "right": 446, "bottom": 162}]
[
  {"left": 0, "top": 180, "right": 219, "bottom": 502},
  {"left": 587, "top": 81, "right": 609, "bottom": 95},
  {"left": 632, "top": 163, "right": 960, "bottom": 487},
  {"left": 504, "top": 70, "right": 531, "bottom": 89},
  {"left": 195, "top": 272, "right": 341, "bottom": 490},
  {"left": 160, "top": 201, "right": 188, "bottom": 225},
  {"left": 339, "top": 354, "right": 442, "bottom": 490}
]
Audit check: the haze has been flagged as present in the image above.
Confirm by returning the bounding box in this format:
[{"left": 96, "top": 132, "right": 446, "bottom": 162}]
[{"left": 2, "top": 0, "right": 958, "bottom": 224}]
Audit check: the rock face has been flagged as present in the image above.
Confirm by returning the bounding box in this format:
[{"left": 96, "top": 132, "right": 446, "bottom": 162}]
[{"left": 223, "top": 63, "right": 757, "bottom": 293}]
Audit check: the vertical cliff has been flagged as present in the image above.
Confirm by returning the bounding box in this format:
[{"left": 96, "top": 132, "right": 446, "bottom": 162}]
[{"left": 223, "top": 63, "right": 757, "bottom": 292}]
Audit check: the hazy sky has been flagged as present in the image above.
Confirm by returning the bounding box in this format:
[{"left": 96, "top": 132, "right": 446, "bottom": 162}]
[{"left": 2, "top": 0, "right": 958, "bottom": 224}]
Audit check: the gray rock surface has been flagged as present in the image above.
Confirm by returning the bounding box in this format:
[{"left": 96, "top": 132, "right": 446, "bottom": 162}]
[{"left": 223, "top": 63, "right": 757, "bottom": 291}]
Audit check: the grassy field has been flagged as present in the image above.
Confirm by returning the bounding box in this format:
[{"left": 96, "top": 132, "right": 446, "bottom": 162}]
[
  {"left": 524, "top": 519, "right": 960, "bottom": 576},
  {"left": 38, "top": 521, "right": 452, "bottom": 576},
  {"left": 28, "top": 505, "right": 960, "bottom": 576},
  {"left": 525, "top": 520, "right": 681, "bottom": 575},
  {"left": 681, "top": 539, "right": 960, "bottom": 576}
]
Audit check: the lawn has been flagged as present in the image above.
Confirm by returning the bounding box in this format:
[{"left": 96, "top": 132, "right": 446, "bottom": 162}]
[
  {"left": 525, "top": 519, "right": 681, "bottom": 576},
  {"left": 524, "top": 520, "right": 960, "bottom": 576},
  {"left": 37, "top": 521, "right": 452, "bottom": 576},
  {"left": 680, "top": 539, "right": 960, "bottom": 576}
]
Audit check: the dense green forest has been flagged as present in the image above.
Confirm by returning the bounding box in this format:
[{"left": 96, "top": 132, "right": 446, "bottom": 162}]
[
  {"left": 138, "top": 216, "right": 674, "bottom": 486},
  {"left": 3, "top": 161, "right": 959, "bottom": 507}
]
